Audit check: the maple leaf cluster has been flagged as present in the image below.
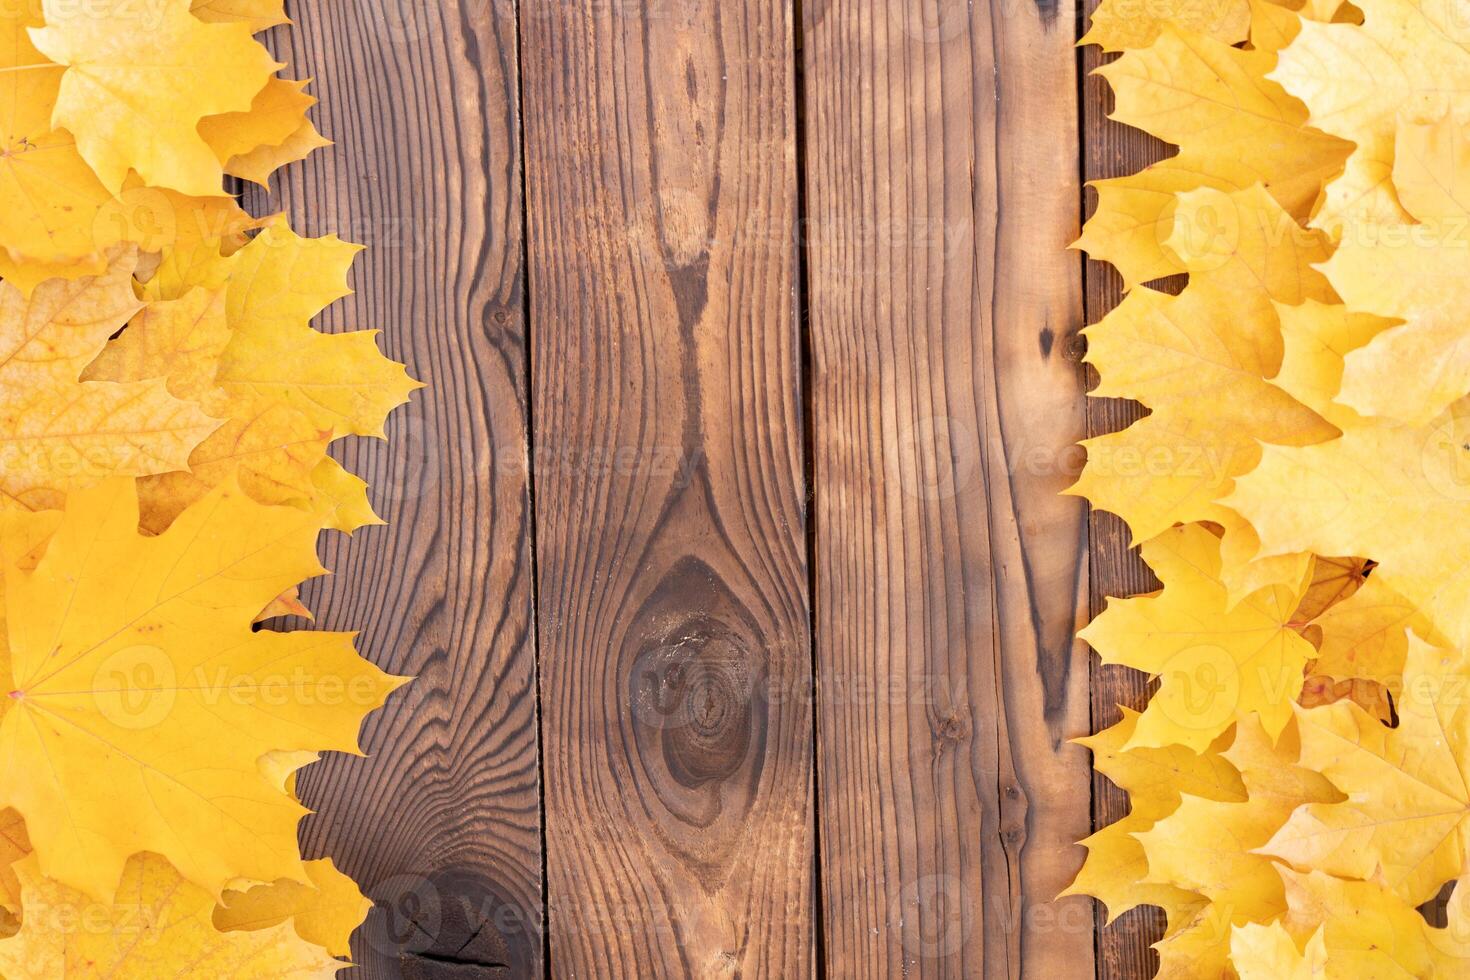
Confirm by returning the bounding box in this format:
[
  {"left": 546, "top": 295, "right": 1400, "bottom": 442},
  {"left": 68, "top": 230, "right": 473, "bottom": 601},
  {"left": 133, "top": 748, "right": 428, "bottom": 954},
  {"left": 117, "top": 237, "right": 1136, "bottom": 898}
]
[
  {"left": 0, "top": 0, "right": 419, "bottom": 974},
  {"left": 1069, "top": 0, "right": 1470, "bottom": 974}
]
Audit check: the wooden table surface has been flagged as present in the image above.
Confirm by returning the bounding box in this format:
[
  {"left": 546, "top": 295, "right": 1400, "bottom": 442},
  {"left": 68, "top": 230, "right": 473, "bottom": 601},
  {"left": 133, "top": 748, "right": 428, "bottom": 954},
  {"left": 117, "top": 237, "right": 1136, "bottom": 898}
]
[{"left": 247, "top": 0, "right": 1159, "bottom": 975}]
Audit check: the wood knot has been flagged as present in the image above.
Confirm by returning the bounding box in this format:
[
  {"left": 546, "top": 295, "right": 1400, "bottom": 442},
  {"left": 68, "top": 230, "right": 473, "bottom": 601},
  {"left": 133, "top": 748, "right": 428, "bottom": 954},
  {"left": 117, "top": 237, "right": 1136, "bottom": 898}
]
[
  {"left": 365, "top": 869, "right": 533, "bottom": 978},
  {"left": 622, "top": 556, "right": 772, "bottom": 872},
  {"left": 930, "top": 710, "right": 971, "bottom": 745},
  {"left": 629, "top": 614, "right": 758, "bottom": 787},
  {"left": 998, "top": 779, "right": 1030, "bottom": 853},
  {"left": 1063, "top": 331, "right": 1087, "bottom": 363}
]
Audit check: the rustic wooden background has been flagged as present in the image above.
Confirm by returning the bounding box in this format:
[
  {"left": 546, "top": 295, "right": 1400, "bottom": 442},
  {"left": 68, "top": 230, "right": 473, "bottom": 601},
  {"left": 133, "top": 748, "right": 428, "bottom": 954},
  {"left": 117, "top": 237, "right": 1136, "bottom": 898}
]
[{"left": 245, "top": 0, "right": 1164, "bottom": 975}]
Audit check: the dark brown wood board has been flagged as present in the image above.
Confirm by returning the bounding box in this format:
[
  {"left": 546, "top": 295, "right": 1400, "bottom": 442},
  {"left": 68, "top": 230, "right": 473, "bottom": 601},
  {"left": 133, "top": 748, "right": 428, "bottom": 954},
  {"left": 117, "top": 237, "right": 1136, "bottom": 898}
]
[
  {"left": 246, "top": 1, "right": 545, "bottom": 975},
  {"left": 234, "top": 0, "right": 1153, "bottom": 974},
  {"left": 802, "top": 0, "right": 1095, "bottom": 976},
  {"left": 518, "top": 0, "right": 817, "bottom": 976}
]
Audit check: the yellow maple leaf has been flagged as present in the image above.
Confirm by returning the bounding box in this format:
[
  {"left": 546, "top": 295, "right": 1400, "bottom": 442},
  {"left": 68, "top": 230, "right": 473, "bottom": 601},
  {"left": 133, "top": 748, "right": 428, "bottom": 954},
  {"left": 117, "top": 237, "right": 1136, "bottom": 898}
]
[
  {"left": 1231, "top": 922, "right": 1328, "bottom": 979},
  {"left": 1298, "top": 673, "right": 1393, "bottom": 721},
  {"left": 1291, "top": 553, "right": 1368, "bottom": 622},
  {"left": 200, "top": 76, "right": 316, "bottom": 164},
  {"left": 1077, "top": 162, "right": 1233, "bottom": 290},
  {"left": 0, "top": 6, "right": 118, "bottom": 276},
  {"left": 1081, "top": 523, "right": 1316, "bottom": 751},
  {"left": 1067, "top": 812, "right": 1208, "bottom": 933},
  {"left": 0, "top": 477, "right": 404, "bottom": 900},
  {"left": 255, "top": 585, "right": 313, "bottom": 623},
  {"left": 1080, "top": 707, "right": 1248, "bottom": 819},
  {"left": 0, "top": 853, "right": 341, "bottom": 978},
  {"left": 0, "top": 809, "right": 28, "bottom": 937},
  {"left": 1269, "top": 299, "right": 1396, "bottom": 429},
  {"left": 1082, "top": 286, "right": 1325, "bottom": 442},
  {"left": 84, "top": 286, "right": 231, "bottom": 402},
  {"left": 1152, "top": 901, "right": 1237, "bottom": 978},
  {"left": 215, "top": 220, "right": 422, "bottom": 438},
  {"left": 228, "top": 111, "right": 332, "bottom": 188},
  {"left": 1063, "top": 708, "right": 1242, "bottom": 926},
  {"left": 1079, "top": 28, "right": 1348, "bottom": 287},
  {"left": 1071, "top": 185, "right": 1336, "bottom": 546},
  {"left": 1271, "top": 0, "right": 1470, "bottom": 231},
  {"left": 1136, "top": 716, "right": 1340, "bottom": 928},
  {"left": 196, "top": 75, "right": 330, "bottom": 187},
  {"left": 1226, "top": 400, "right": 1470, "bottom": 648},
  {"left": 29, "top": 0, "right": 278, "bottom": 196},
  {"left": 1133, "top": 718, "right": 1340, "bottom": 976},
  {"left": 1321, "top": 109, "right": 1470, "bottom": 424},
  {"left": 1082, "top": 0, "right": 1250, "bottom": 52},
  {"left": 1278, "top": 868, "right": 1470, "bottom": 975},
  {"left": 1248, "top": 0, "right": 1307, "bottom": 52},
  {"left": 1263, "top": 638, "right": 1470, "bottom": 905},
  {"left": 83, "top": 286, "right": 331, "bottom": 531},
  {"left": 216, "top": 858, "right": 369, "bottom": 960},
  {"left": 190, "top": 0, "right": 289, "bottom": 32},
  {"left": 309, "top": 457, "right": 383, "bottom": 534},
  {"left": 82, "top": 221, "right": 409, "bottom": 531},
  {"left": 0, "top": 5, "right": 263, "bottom": 290},
  {"left": 1307, "top": 571, "right": 1439, "bottom": 688},
  {"left": 0, "top": 251, "right": 219, "bottom": 512}
]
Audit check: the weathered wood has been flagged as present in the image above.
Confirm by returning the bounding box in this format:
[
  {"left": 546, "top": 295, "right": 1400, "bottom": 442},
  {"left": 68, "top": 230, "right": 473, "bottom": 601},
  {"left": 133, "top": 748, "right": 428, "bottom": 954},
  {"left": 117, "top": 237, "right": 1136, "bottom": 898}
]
[
  {"left": 1078, "top": 3, "right": 1172, "bottom": 975},
  {"left": 802, "top": 0, "right": 1094, "bottom": 975},
  {"left": 518, "top": 1, "right": 815, "bottom": 976},
  {"left": 246, "top": 1, "right": 544, "bottom": 975}
]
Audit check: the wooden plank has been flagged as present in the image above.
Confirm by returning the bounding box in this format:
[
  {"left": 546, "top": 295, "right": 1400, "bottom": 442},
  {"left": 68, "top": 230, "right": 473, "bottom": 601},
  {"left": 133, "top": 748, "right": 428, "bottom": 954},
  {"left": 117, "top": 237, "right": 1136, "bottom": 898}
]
[
  {"left": 1077, "top": 4, "right": 1174, "bottom": 974},
  {"left": 245, "top": 2, "right": 544, "bottom": 975},
  {"left": 518, "top": 1, "right": 815, "bottom": 976},
  {"left": 802, "top": 0, "right": 1094, "bottom": 975}
]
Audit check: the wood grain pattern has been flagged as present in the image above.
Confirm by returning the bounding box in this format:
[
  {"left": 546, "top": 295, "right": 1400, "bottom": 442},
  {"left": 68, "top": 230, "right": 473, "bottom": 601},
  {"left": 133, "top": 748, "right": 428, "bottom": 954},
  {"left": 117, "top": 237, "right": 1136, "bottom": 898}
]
[
  {"left": 802, "top": 1, "right": 1094, "bottom": 975},
  {"left": 245, "top": 1, "right": 544, "bottom": 975},
  {"left": 1077, "top": 3, "right": 1174, "bottom": 974},
  {"left": 518, "top": 1, "right": 815, "bottom": 976}
]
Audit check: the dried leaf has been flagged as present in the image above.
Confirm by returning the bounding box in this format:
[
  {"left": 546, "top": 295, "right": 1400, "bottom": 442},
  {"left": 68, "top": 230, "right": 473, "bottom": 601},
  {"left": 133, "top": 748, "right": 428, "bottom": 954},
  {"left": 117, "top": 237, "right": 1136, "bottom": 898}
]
[
  {"left": 0, "top": 853, "right": 340, "bottom": 978},
  {"left": 30, "top": 0, "right": 277, "bottom": 195},
  {"left": 0, "top": 477, "right": 403, "bottom": 900},
  {"left": 1081, "top": 524, "right": 1316, "bottom": 750}
]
